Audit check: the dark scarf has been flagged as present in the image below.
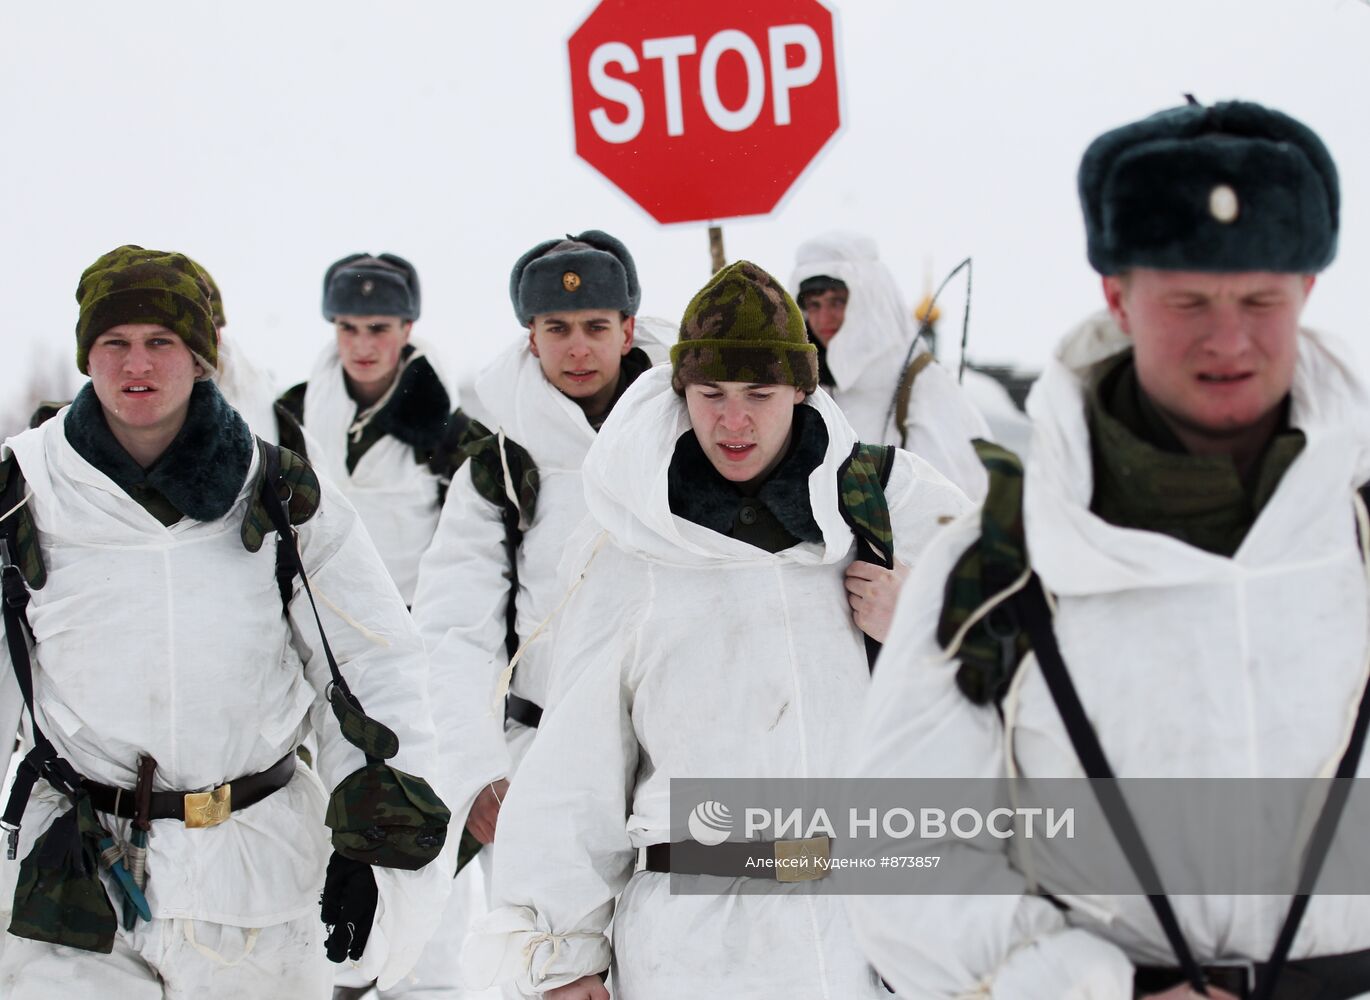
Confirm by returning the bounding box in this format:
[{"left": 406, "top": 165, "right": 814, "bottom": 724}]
[
  {"left": 1087, "top": 352, "right": 1305, "bottom": 557},
  {"left": 346, "top": 345, "right": 452, "bottom": 472},
  {"left": 588, "top": 346, "right": 654, "bottom": 431},
  {"left": 668, "top": 403, "right": 827, "bottom": 550},
  {"left": 65, "top": 379, "right": 255, "bottom": 524}
]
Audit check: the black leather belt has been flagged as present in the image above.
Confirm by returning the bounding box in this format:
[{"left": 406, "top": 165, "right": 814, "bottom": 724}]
[
  {"left": 505, "top": 693, "right": 543, "bottom": 729},
  {"left": 82, "top": 752, "right": 296, "bottom": 826},
  {"left": 1134, "top": 949, "right": 1370, "bottom": 1000},
  {"left": 644, "top": 838, "right": 831, "bottom": 883}
]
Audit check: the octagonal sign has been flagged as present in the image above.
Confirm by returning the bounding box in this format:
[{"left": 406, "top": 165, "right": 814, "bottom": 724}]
[{"left": 568, "top": 0, "right": 842, "bottom": 225}]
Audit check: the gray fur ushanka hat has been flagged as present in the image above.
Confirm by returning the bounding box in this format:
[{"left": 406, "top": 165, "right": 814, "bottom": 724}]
[
  {"left": 510, "top": 229, "right": 640, "bottom": 325},
  {"left": 1079, "top": 99, "right": 1339, "bottom": 275},
  {"left": 323, "top": 253, "right": 421, "bottom": 321}
]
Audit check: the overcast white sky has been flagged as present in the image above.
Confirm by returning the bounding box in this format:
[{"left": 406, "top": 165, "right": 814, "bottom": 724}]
[{"left": 4, "top": 1, "right": 1370, "bottom": 409}]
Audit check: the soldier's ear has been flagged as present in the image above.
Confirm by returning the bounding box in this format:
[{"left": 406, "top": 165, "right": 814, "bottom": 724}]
[
  {"left": 527, "top": 325, "right": 540, "bottom": 358},
  {"left": 1101, "top": 275, "right": 1132, "bottom": 336},
  {"left": 620, "top": 315, "right": 635, "bottom": 355}
]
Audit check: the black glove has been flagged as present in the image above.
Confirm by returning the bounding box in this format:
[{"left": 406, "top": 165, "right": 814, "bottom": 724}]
[{"left": 320, "top": 852, "right": 378, "bottom": 963}]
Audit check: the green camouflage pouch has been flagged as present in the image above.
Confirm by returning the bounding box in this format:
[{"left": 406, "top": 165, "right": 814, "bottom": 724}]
[
  {"left": 9, "top": 795, "right": 116, "bottom": 953},
  {"left": 324, "top": 687, "right": 449, "bottom": 870},
  {"left": 325, "top": 760, "right": 451, "bottom": 871}
]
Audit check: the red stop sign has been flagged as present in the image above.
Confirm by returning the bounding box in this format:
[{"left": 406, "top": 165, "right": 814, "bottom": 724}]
[{"left": 568, "top": 0, "right": 842, "bottom": 225}]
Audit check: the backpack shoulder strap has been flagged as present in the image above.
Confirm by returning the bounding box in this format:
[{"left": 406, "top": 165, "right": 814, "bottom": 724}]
[
  {"left": 1, "top": 453, "right": 86, "bottom": 848},
  {"left": 242, "top": 439, "right": 322, "bottom": 614},
  {"left": 893, "top": 352, "right": 936, "bottom": 449},
  {"left": 460, "top": 421, "right": 541, "bottom": 661},
  {"left": 273, "top": 402, "right": 309, "bottom": 461},
  {"left": 428, "top": 408, "right": 475, "bottom": 507},
  {"left": 276, "top": 382, "right": 307, "bottom": 425},
  {"left": 838, "top": 442, "right": 896, "bottom": 571},
  {"left": 461, "top": 420, "right": 539, "bottom": 526},
  {"left": 28, "top": 401, "right": 68, "bottom": 430},
  {"left": 938, "top": 438, "right": 1031, "bottom": 705},
  {"left": 241, "top": 439, "right": 322, "bottom": 554},
  {"left": 839, "top": 442, "right": 897, "bottom": 672},
  {"left": 0, "top": 454, "right": 44, "bottom": 591}
]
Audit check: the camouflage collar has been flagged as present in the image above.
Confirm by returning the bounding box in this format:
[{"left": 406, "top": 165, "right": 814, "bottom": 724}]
[{"left": 1087, "top": 353, "right": 1305, "bottom": 557}]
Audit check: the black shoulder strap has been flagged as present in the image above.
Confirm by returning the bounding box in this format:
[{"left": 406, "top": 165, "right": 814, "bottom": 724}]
[
  {"left": 462, "top": 423, "right": 532, "bottom": 662},
  {"left": 258, "top": 442, "right": 359, "bottom": 704},
  {"left": 1011, "top": 574, "right": 1209, "bottom": 995},
  {"left": 1252, "top": 479, "right": 1370, "bottom": 999},
  {"left": 1014, "top": 568, "right": 1370, "bottom": 1000},
  {"left": 0, "top": 461, "right": 87, "bottom": 856}
]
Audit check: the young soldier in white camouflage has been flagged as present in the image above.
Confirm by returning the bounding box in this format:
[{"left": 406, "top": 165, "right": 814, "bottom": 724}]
[
  {"left": 848, "top": 100, "right": 1370, "bottom": 1000},
  {"left": 279, "top": 253, "right": 468, "bottom": 606},
  {"left": 407, "top": 231, "right": 663, "bottom": 1000},
  {"left": 0, "top": 246, "right": 453, "bottom": 999},
  {"left": 465, "top": 261, "right": 969, "bottom": 1000}
]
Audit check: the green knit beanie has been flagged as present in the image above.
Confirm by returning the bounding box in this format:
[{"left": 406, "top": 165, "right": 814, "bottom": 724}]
[
  {"left": 186, "top": 255, "right": 227, "bottom": 329},
  {"left": 75, "top": 245, "right": 218, "bottom": 374},
  {"left": 670, "top": 260, "right": 818, "bottom": 394}
]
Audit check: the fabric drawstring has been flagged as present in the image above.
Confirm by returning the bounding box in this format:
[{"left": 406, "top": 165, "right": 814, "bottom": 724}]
[
  {"left": 496, "top": 429, "right": 528, "bottom": 531},
  {"left": 304, "top": 570, "right": 390, "bottom": 647},
  {"left": 0, "top": 492, "right": 31, "bottom": 529},
  {"left": 522, "top": 932, "right": 564, "bottom": 986},
  {"left": 347, "top": 350, "right": 421, "bottom": 443},
  {"left": 491, "top": 532, "right": 610, "bottom": 714},
  {"left": 180, "top": 919, "right": 262, "bottom": 967},
  {"left": 931, "top": 566, "right": 1033, "bottom": 666}
]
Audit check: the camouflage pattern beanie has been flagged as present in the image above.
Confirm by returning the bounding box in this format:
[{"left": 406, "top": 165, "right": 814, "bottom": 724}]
[
  {"left": 671, "top": 261, "right": 818, "bottom": 394},
  {"left": 186, "top": 255, "right": 227, "bottom": 329},
  {"left": 75, "top": 245, "right": 218, "bottom": 374}
]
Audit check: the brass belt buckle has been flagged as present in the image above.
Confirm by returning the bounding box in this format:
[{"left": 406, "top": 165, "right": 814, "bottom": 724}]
[
  {"left": 184, "top": 784, "right": 232, "bottom": 828},
  {"left": 774, "top": 835, "right": 830, "bottom": 883}
]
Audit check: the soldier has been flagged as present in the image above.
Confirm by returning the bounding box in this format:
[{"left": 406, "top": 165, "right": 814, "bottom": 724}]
[
  {"left": 278, "top": 253, "right": 467, "bottom": 606},
  {"left": 407, "top": 231, "right": 664, "bottom": 998},
  {"left": 847, "top": 101, "right": 1368, "bottom": 999},
  {"left": 0, "top": 246, "right": 453, "bottom": 998},
  {"left": 463, "top": 261, "right": 970, "bottom": 999},
  {"left": 792, "top": 231, "right": 991, "bottom": 500}
]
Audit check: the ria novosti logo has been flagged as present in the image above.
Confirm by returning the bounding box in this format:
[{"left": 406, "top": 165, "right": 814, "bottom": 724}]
[{"left": 687, "top": 800, "right": 733, "bottom": 846}]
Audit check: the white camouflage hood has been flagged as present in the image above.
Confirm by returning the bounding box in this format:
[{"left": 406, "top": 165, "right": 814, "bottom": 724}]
[
  {"left": 791, "top": 230, "right": 923, "bottom": 390},
  {"left": 1026, "top": 310, "right": 1370, "bottom": 596},
  {"left": 580, "top": 365, "right": 861, "bottom": 567}
]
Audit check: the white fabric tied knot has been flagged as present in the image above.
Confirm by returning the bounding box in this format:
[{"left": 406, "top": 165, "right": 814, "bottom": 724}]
[
  {"left": 523, "top": 931, "right": 564, "bottom": 985},
  {"left": 460, "top": 905, "right": 610, "bottom": 993}
]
